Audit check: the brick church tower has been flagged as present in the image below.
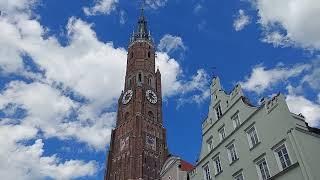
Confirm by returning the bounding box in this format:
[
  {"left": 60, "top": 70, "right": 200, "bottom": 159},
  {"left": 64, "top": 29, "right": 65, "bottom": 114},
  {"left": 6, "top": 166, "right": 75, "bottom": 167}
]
[{"left": 104, "top": 7, "right": 169, "bottom": 180}]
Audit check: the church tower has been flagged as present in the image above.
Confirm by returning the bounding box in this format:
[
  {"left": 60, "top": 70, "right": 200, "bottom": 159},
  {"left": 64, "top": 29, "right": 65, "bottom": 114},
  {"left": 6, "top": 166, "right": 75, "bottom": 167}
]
[{"left": 105, "top": 7, "right": 169, "bottom": 180}]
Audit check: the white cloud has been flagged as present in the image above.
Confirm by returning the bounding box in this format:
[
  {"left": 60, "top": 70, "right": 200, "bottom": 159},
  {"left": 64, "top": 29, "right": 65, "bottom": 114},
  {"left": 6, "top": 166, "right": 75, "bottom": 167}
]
[
  {"left": 197, "top": 20, "right": 207, "bottom": 32},
  {"left": 193, "top": 4, "right": 203, "bottom": 15},
  {"left": 240, "top": 64, "right": 310, "bottom": 94},
  {"left": 0, "top": 11, "right": 206, "bottom": 149},
  {"left": 249, "top": 0, "right": 320, "bottom": 49},
  {"left": 0, "top": 0, "right": 38, "bottom": 14},
  {"left": 156, "top": 52, "right": 182, "bottom": 97},
  {"left": 146, "top": 0, "right": 168, "bottom": 9},
  {"left": 119, "top": 10, "right": 127, "bottom": 25},
  {"left": 0, "top": 81, "right": 115, "bottom": 150},
  {"left": 158, "top": 34, "right": 186, "bottom": 54},
  {"left": 0, "top": 124, "right": 97, "bottom": 180},
  {"left": 233, "top": 9, "right": 251, "bottom": 31},
  {"left": 83, "top": 0, "right": 118, "bottom": 16},
  {"left": 286, "top": 94, "right": 320, "bottom": 127},
  {"left": 0, "top": 1, "right": 210, "bottom": 178},
  {"left": 302, "top": 60, "right": 320, "bottom": 90},
  {"left": 156, "top": 53, "right": 209, "bottom": 102},
  {"left": 261, "top": 31, "right": 293, "bottom": 48},
  {"left": 177, "top": 70, "right": 211, "bottom": 107},
  {"left": 240, "top": 60, "right": 320, "bottom": 127}
]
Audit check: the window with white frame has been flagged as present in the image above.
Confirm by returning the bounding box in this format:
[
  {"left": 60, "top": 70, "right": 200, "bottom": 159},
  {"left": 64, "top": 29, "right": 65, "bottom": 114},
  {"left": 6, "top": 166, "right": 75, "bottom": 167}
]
[
  {"left": 215, "top": 104, "right": 223, "bottom": 119},
  {"left": 218, "top": 127, "right": 226, "bottom": 142},
  {"left": 203, "top": 163, "right": 212, "bottom": 180},
  {"left": 256, "top": 158, "right": 271, "bottom": 180},
  {"left": 227, "top": 143, "right": 238, "bottom": 163},
  {"left": 232, "top": 112, "right": 241, "bottom": 129},
  {"left": 275, "top": 144, "right": 292, "bottom": 170},
  {"left": 246, "top": 126, "right": 260, "bottom": 148},
  {"left": 207, "top": 137, "right": 214, "bottom": 152},
  {"left": 234, "top": 172, "right": 244, "bottom": 180},
  {"left": 213, "top": 156, "right": 222, "bottom": 175}
]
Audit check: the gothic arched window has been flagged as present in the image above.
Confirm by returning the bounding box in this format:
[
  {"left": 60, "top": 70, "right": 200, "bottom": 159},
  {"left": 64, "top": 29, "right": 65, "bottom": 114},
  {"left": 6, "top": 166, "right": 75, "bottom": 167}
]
[
  {"left": 148, "top": 78, "right": 152, "bottom": 86},
  {"left": 138, "top": 73, "right": 142, "bottom": 83},
  {"left": 125, "top": 112, "right": 130, "bottom": 121},
  {"left": 148, "top": 111, "right": 154, "bottom": 121},
  {"left": 127, "top": 77, "right": 132, "bottom": 87}
]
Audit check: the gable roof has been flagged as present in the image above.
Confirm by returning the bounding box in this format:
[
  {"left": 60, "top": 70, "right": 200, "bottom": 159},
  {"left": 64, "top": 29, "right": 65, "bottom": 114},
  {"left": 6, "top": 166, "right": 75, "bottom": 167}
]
[{"left": 180, "top": 160, "right": 194, "bottom": 172}]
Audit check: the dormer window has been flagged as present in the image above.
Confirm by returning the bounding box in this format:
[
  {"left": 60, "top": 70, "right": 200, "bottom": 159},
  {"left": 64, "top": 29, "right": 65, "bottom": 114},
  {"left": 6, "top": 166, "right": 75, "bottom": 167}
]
[{"left": 215, "top": 104, "right": 223, "bottom": 119}]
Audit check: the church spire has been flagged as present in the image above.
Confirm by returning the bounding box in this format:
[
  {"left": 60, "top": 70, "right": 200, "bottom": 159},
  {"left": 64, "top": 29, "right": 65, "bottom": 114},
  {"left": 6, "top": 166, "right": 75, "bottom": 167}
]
[{"left": 130, "top": 1, "right": 153, "bottom": 44}]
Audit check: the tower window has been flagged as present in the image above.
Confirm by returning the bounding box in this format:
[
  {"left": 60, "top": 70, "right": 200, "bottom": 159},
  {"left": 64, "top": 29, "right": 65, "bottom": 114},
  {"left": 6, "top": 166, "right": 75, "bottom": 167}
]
[
  {"left": 128, "top": 78, "right": 132, "bottom": 87},
  {"left": 148, "top": 78, "right": 152, "bottom": 86},
  {"left": 148, "top": 111, "right": 154, "bottom": 121},
  {"left": 131, "top": 52, "right": 133, "bottom": 58},
  {"left": 125, "top": 112, "right": 130, "bottom": 121},
  {"left": 148, "top": 51, "right": 151, "bottom": 58},
  {"left": 138, "top": 73, "right": 142, "bottom": 83}
]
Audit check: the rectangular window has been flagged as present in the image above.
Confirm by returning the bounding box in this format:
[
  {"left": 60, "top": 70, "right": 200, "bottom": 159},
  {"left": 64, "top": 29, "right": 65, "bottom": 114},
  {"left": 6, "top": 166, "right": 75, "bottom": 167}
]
[
  {"left": 275, "top": 144, "right": 292, "bottom": 170},
  {"left": 203, "top": 163, "right": 212, "bottom": 180},
  {"left": 246, "top": 126, "right": 260, "bottom": 148},
  {"left": 234, "top": 172, "right": 244, "bottom": 180},
  {"left": 215, "top": 104, "right": 223, "bottom": 119},
  {"left": 218, "top": 127, "right": 226, "bottom": 142},
  {"left": 232, "top": 112, "right": 241, "bottom": 129},
  {"left": 207, "top": 138, "right": 214, "bottom": 152},
  {"left": 227, "top": 144, "right": 238, "bottom": 163},
  {"left": 213, "top": 156, "right": 222, "bottom": 175},
  {"left": 256, "top": 158, "right": 271, "bottom": 180}
]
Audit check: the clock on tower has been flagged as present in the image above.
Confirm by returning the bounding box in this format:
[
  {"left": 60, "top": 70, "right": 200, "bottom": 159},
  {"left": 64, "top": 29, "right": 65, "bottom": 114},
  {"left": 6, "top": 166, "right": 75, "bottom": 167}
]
[{"left": 104, "top": 6, "right": 169, "bottom": 180}]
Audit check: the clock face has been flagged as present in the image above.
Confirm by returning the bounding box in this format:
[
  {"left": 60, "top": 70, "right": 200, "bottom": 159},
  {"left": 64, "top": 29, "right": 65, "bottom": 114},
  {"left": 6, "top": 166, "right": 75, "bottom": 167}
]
[
  {"left": 146, "top": 90, "right": 157, "bottom": 104},
  {"left": 122, "top": 90, "right": 133, "bottom": 105}
]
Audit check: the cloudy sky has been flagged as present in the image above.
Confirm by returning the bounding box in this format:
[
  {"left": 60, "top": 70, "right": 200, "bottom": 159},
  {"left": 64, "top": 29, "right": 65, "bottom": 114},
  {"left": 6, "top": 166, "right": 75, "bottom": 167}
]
[{"left": 0, "top": 0, "right": 319, "bottom": 179}]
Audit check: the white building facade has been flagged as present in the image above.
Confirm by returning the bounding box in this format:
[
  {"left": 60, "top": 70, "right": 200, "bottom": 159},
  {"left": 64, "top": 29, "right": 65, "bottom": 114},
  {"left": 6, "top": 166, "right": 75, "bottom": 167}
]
[
  {"left": 189, "top": 77, "right": 320, "bottom": 180},
  {"left": 160, "top": 156, "right": 194, "bottom": 180}
]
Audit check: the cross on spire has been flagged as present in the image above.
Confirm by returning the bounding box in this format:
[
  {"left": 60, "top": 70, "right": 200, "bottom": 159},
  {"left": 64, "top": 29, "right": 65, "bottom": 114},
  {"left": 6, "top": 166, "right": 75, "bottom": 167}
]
[
  {"left": 140, "top": 0, "right": 145, "bottom": 15},
  {"left": 129, "top": 0, "right": 154, "bottom": 44}
]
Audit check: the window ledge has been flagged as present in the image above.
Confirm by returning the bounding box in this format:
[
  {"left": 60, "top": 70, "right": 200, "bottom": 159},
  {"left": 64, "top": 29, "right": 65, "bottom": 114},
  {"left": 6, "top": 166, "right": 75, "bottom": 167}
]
[
  {"left": 214, "top": 170, "right": 223, "bottom": 177},
  {"left": 269, "top": 162, "right": 299, "bottom": 179},
  {"left": 249, "top": 141, "right": 261, "bottom": 151},
  {"left": 229, "top": 158, "right": 239, "bottom": 166}
]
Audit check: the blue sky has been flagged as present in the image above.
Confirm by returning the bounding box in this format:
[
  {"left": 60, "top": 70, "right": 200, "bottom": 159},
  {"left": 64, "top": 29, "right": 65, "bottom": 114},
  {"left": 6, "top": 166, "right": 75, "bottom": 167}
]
[{"left": 0, "top": 0, "right": 320, "bottom": 179}]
